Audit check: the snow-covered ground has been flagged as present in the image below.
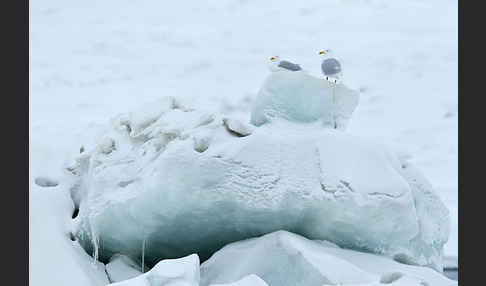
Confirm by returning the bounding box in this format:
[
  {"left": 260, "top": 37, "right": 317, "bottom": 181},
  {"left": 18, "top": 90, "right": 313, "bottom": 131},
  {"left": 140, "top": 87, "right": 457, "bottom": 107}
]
[{"left": 29, "top": 0, "right": 457, "bottom": 284}]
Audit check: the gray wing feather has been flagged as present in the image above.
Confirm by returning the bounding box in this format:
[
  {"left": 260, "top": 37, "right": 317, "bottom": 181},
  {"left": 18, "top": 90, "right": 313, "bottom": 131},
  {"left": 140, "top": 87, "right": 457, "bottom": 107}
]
[
  {"left": 278, "top": 60, "right": 302, "bottom": 71},
  {"left": 321, "top": 58, "right": 341, "bottom": 76}
]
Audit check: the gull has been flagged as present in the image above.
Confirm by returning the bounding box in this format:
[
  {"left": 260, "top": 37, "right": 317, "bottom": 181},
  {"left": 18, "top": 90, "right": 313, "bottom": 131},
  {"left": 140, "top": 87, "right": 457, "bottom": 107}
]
[{"left": 268, "top": 56, "right": 302, "bottom": 72}]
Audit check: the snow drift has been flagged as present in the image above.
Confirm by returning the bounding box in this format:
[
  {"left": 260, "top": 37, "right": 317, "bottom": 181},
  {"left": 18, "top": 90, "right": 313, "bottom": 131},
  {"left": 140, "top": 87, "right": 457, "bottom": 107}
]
[{"left": 67, "top": 92, "right": 449, "bottom": 272}]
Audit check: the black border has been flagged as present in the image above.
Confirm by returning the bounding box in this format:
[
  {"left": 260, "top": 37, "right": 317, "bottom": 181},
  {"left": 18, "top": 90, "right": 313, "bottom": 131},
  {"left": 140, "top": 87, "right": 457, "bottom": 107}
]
[
  {"left": 19, "top": 0, "right": 465, "bottom": 285},
  {"left": 2, "top": 0, "right": 28, "bottom": 285},
  {"left": 459, "top": 0, "right": 482, "bottom": 284},
  {"left": 457, "top": 0, "right": 462, "bottom": 283}
]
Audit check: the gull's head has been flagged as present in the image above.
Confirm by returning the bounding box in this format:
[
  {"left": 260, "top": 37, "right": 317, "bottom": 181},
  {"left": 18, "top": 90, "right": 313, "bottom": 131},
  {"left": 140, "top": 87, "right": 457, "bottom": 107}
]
[
  {"left": 268, "top": 56, "right": 281, "bottom": 72},
  {"left": 318, "top": 49, "right": 332, "bottom": 59}
]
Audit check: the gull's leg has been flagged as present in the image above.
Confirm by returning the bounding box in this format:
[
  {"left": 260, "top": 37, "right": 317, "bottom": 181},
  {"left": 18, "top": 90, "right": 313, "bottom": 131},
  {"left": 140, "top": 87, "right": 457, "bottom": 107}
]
[
  {"left": 331, "top": 74, "right": 343, "bottom": 129},
  {"left": 332, "top": 82, "right": 337, "bottom": 129},
  {"left": 324, "top": 76, "right": 338, "bottom": 129}
]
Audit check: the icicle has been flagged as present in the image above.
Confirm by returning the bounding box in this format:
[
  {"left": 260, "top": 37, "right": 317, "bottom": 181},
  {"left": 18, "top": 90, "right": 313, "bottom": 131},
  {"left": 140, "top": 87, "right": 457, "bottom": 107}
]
[
  {"left": 86, "top": 164, "right": 100, "bottom": 266},
  {"left": 141, "top": 237, "right": 147, "bottom": 273},
  {"left": 89, "top": 217, "right": 99, "bottom": 264}
]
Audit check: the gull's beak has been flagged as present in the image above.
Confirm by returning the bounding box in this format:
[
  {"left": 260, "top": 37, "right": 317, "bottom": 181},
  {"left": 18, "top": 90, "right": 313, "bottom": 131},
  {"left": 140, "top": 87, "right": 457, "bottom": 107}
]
[
  {"left": 319, "top": 50, "right": 326, "bottom": 55},
  {"left": 270, "top": 56, "right": 276, "bottom": 61}
]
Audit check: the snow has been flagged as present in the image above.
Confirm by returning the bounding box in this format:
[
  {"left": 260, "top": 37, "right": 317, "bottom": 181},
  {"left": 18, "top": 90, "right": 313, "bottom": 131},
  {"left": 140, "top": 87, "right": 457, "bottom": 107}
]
[
  {"left": 30, "top": 0, "right": 457, "bottom": 284},
  {"left": 250, "top": 72, "right": 359, "bottom": 130},
  {"left": 209, "top": 275, "right": 268, "bottom": 286},
  {"left": 200, "top": 231, "right": 457, "bottom": 286},
  {"left": 109, "top": 254, "right": 200, "bottom": 286},
  {"left": 29, "top": 182, "right": 109, "bottom": 286}
]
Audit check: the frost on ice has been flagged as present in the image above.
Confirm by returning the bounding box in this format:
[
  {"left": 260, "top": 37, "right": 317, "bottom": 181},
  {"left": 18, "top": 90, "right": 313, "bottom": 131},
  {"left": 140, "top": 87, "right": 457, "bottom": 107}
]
[
  {"left": 201, "top": 231, "right": 456, "bottom": 286},
  {"left": 250, "top": 71, "right": 359, "bottom": 130},
  {"left": 67, "top": 93, "right": 449, "bottom": 272}
]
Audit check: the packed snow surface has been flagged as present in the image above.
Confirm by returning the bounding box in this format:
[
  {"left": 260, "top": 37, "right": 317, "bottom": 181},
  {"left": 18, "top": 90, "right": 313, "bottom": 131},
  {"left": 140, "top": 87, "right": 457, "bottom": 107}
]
[
  {"left": 201, "top": 231, "right": 457, "bottom": 286},
  {"left": 68, "top": 97, "right": 449, "bottom": 271}
]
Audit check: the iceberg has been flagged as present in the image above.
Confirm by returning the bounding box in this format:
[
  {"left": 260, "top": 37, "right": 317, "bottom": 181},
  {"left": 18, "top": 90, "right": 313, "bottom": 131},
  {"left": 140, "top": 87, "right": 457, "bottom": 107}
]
[{"left": 68, "top": 95, "right": 449, "bottom": 272}]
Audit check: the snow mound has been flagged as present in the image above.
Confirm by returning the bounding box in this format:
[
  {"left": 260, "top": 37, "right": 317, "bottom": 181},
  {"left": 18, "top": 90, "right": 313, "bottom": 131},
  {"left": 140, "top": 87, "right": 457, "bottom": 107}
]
[
  {"left": 250, "top": 72, "right": 359, "bottom": 130},
  {"left": 222, "top": 118, "right": 254, "bottom": 137},
  {"left": 68, "top": 96, "right": 449, "bottom": 271},
  {"left": 209, "top": 275, "right": 269, "bottom": 286},
  {"left": 201, "top": 231, "right": 457, "bottom": 286},
  {"left": 109, "top": 254, "right": 200, "bottom": 286}
]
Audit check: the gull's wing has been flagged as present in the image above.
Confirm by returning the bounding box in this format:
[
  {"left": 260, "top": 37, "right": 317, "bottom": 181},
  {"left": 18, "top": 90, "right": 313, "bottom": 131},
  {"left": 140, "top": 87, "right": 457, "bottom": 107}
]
[
  {"left": 321, "top": 58, "right": 341, "bottom": 76},
  {"left": 278, "top": 60, "right": 302, "bottom": 71}
]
